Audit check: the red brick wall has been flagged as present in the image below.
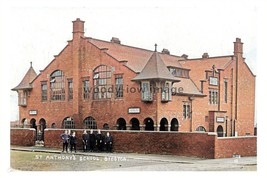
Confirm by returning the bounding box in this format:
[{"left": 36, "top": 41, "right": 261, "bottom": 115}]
[
  {"left": 215, "top": 136, "right": 257, "bottom": 158},
  {"left": 44, "top": 129, "right": 216, "bottom": 158},
  {"left": 10, "top": 128, "right": 35, "bottom": 146}
]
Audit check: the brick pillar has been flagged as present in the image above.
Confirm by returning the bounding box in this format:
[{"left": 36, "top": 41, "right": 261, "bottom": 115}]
[{"left": 168, "top": 124, "right": 171, "bottom": 131}]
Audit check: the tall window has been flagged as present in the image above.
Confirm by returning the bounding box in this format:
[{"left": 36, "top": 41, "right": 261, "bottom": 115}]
[
  {"left": 62, "top": 117, "right": 75, "bottom": 129},
  {"left": 83, "top": 117, "right": 97, "bottom": 129},
  {"left": 162, "top": 81, "right": 172, "bottom": 101},
  {"left": 224, "top": 80, "right": 228, "bottom": 103},
  {"left": 83, "top": 79, "right": 90, "bottom": 99},
  {"left": 141, "top": 81, "right": 152, "bottom": 101},
  {"left": 18, "top": 90, "right": 27, "bottom": 106},
  {"left": 50, "top": 70, "right": 65, "bottom": 101},
  {"left": 41, "top": 82, "right": 47, "bottom": 101},
  {"left": 68, "top": 79, "right": 73, "bottom": 100},
  {"left": 209, "top": 89, "right": 218, "bottom": 104},
  {"left": 183, "top": 104, "right": 190, "bottom": 119},
  {"left": 115, "top": 75, "right": 123, "bottom": 98},
  {"left": 93, "top": 65, "right": 112, "bottom": 99}
]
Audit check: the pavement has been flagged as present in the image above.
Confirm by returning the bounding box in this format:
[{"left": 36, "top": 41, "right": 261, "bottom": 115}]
[{"left": 10, "top": 145, "right": 257, "bottom": 171}]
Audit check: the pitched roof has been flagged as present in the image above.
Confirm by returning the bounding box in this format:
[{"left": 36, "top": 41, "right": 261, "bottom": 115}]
[
  {"left": 88, "top": 38, "right": 183, "bottom": 73},
  {"left": 173, "top": 77, "right": 205, "bottom": 96},
  {"left": 12, "top": 65, "right": 37, "bottom": 91},
  {"left": 132, "top": 51, "right": 180, "bottom": 81}
]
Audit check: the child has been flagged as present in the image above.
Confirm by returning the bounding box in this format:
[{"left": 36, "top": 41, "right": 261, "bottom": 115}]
[{"left": 70, "top": 131, "right": 77, "bottom": 153}]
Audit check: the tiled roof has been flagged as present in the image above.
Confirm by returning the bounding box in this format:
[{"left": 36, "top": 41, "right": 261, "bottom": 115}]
[
  {"left": 88, "top": 38, "right": 183, "bottom": 73},
  {"left": 12, "top": 66, "right": 37, "bottom": 91},
  {"left": 173, "top": 77, "right": 205, "bottom": 96},
  {"left": 132, "top": 51, "right": 180, "bottom": 81}
]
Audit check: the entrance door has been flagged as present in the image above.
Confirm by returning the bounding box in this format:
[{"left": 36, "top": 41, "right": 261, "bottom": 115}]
[
  {"left": 217, "top": 125, "right": 224, "bottom": 137},
  {"left": 144, "top": 118, "right": 154, "bottom": 131},
  {"left": 39, "top": 118, "right": 46, "bottom": 141}
]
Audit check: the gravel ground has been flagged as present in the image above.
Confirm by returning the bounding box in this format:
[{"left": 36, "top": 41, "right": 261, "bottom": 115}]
[{"left": 10, "top": 150, "right": 256, "bottom": 171}]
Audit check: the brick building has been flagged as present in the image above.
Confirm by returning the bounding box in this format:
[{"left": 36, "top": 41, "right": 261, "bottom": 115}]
[{"left": 12, "top": 18, "right": 255, "bottom": 137}]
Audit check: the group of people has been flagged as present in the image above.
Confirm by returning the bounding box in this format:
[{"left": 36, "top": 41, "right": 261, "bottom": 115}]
[{"left": 60, "top": 129, "right": 113, "bottom": 153}]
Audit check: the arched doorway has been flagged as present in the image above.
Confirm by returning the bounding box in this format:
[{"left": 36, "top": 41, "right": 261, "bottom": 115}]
[
  {"left": 144, "top": 118, "right": 154, "bottom": 131},
  {"left": 160, "top": 118, "right": 168, "bottom": 131},
  {"left": 170, "top": 118, "right": 179, "bottom": 131},
  {"left": 217, "top": 125, "right": 224, "bottom": 137},
  {"left": 39, "top": 118, "right": 46, "bottom": 141},
  {"left": 21, "top": 118, "right": 27, "bottom": 128},
  {"left": 117, "top": 118, "right": 126, "bottom": 130},
  {"left": 130, "top": 118, "right": 140, "bottom": 130},
  {"left": 30, "top": 118, "right": 37, "bottom": 129},
  {"left": 83, "top": 116, "right": 97, "bottom": 129}
]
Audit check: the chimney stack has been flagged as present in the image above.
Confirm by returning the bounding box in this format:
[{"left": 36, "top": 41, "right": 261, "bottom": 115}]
[
  {"left": 72, "top": 18, "right": 85, "bottom": 39},
  {"left": 111, "top": 37, "right": 121, "bottom": 44},
  {"left": 162, "top": 48, "right": 170, "bottom": 55},
  {"left": 202, "top": 53, "right": 209, "bottom": 58},
  {"left": 181, "top": 54, "right": 188, "bottom": 59},
  {"left": 234, "top": 38, "right": 243, "bottom": 56}
]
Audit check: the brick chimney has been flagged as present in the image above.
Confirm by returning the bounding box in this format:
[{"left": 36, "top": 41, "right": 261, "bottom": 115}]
[
  {"left": 72, "top": 18, "right": 85, "bottom": 39},
  {"left": 234, "top": 38, "right": 243, "bottom": 56},
  {"left": 202, "top": 53, "right": 209, "bottom": 58}
]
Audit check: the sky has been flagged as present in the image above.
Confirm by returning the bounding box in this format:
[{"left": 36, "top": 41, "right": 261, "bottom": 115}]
[
  {"left": 1, "top": 0, "right": 259, "bottom": 122},
  {"left": 1, "top": 0, "right": 267, "bottom": 177}
]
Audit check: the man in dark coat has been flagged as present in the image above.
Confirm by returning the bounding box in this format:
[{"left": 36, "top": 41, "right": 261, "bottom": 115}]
[
  {"left": 82, "top": 130, "right": 89, "bottom": 152},
  {"left": 69, "top": 132, "right": 77, "bottom": 153},
  {"left": 104, "top": 132, "right": 113, "bottom": 152},
  {"left": 89, "top": 129, "right": 95, "bottom": 152},
  {"left": 95, "top": 129, "right": 103, "bottom": 152}
]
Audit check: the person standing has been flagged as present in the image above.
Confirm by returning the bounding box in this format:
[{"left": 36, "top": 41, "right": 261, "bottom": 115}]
[
  {"left": 82, "top": 130, "right": 89, "bottom": 152},
  {"left": 95, "top": 129, "right": 103, "bottom": 152},
  {"left": 70, "top": 131, "right": 77, "bottom": 153},
  {"left": 89, "top": 129, "right": 95, "bottom": 152},
  {"left": 60, "top": 130, "right": 69, "bottom": 153},
  {"left": 104, "top": 132, "right": 113, "bottom": 153}
]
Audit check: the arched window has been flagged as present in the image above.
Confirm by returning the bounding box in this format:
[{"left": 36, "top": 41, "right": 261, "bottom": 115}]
[
  {"left": 117, "top": 118, "right": 126, "bottom": 130},
  {"left": 196, "top": 126, "right": 206, "bottom": 132},
  {"left": 93, "top": 65, "right": 112, "bottom": 99},
  {"left": 160, "top": 118, "right": 168, "bottom": 131},
  {"left": 21, "top": 118, "right": 27, "bottom": 128},
  {"left": 83, "top": 116, "right": 97, "bottom": 129},
  {"left": 62, "top": 117, "right": 75, "bottom": 129},
  {"left": 50, "top": 70, "right": 65, "bottom": 101},
  {"left": 130, "top": 118, "right": 140, "bottom": 130},
  {"left": 51, "top": 123, "right": 56, "bottom": 128},
  {"left": 103, "top": 123, "right": 109, "bottom": 130},
  {"left": 170, "top": 118, "right": 179, "bottom": 131},
  {"left": 144, "top": 117, "right": 154, "bottom": 131}
]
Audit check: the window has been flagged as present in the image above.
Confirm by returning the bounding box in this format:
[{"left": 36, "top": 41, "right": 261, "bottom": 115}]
[
  {"left": 68, "top": 79, "right": 73, "bottom": 100},
  {"left": 18, "top": 90, "right": 27, "bottom": 106},
  {"left": 83, "top": 117, "right": 97, "bottom": 129},
  {"left": 209, "top": 89, "right": 218, "bottom": 104},
  {"left": 141, "top": 81, "right": 152, "bottom": 101},
  {"left": 62, "top": 117, "right": 75, "bottom": 129},
  {"left": 168, "top": 67, "right": 189, "bottom": 78},
  {"left": 196, "top": 126, "right": 206, "bottom": 132},
  {"left": 83, "top": 79, "right": 90, "bottom": 99},
  {"left": 183, "top": 104, "right": 190, "bottom": 119},
  {"left": 93, "top": 65, "right": 112, "bottom": 99},
  {"left": 162, "top": 81, "right": 172, "bottom": 101},
  {"left": 224, "top": 80, "right": 228, "bottom": 103},
  {"left": 209, "top": 77, "right": 218, "bottom": 86},
  {"left": 115, "top": 75, "right": 123, "bottom": 98},
  {"left": 41, "top": 82, "right": 47, "bottom": 101},
  {"left": 50, "top": 70, "right": 65, "bottom": 101}
]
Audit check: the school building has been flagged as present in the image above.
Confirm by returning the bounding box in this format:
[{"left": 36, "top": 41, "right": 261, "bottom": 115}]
[{"left": 12, "top": 18, "right": 255, "bottom": 137}]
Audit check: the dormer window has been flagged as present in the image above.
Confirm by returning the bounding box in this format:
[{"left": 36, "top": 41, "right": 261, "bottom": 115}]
[{"left": 141, "top": 81, "right": 152, "bottom": 102}]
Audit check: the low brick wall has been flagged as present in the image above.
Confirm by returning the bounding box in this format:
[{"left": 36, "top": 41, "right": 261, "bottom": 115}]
[
  {"left": 10, "top": 128, "right": 257, "bottom": 159},
  {"left": 44, "top": 129, "right": 216, "bottom": 158},
  {"left": 10, "top": 128, "right": 35, "bottom": 146},
  {"left": 215, "top": 136, "right": 257, "bottom": 158}
]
